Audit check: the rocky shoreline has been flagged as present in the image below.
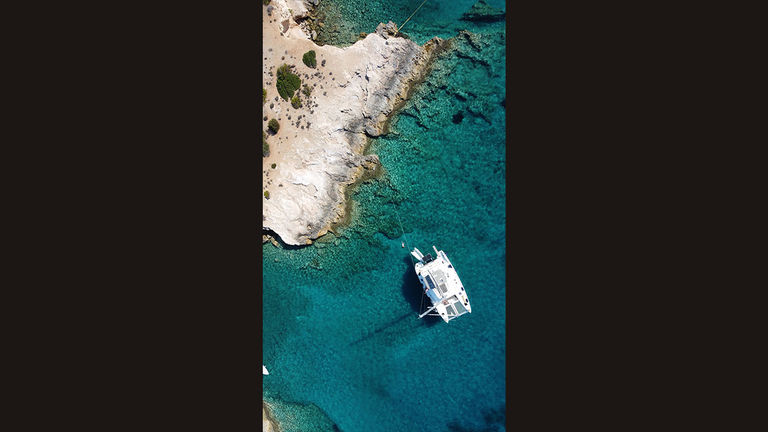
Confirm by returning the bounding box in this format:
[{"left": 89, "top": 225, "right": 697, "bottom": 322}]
[
  {"left": 262, "top": 401, "right": 279, "bottom": 432},
  {"left": 262, "top": 0, "right": 447, "bottom": 246}
]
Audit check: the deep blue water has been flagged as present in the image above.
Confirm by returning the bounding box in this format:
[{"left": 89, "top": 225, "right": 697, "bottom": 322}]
[{"left": 264, "top": 1, "right": 506, "bottom": 431}]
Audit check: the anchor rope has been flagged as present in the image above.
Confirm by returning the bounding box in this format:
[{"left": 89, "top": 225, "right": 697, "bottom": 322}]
[
  {"left": 395, "top": 206, "right": 428, "bottom": 315},
  {"left": 395, "top": 208, "right": 415, "bottom": 265},
  {"left": 395, "top": 0, "right": 428, "bottom": 36}
]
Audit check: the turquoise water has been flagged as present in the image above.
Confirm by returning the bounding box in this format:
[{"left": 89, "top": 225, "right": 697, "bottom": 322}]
[
  {"left": 314, "top": 0, "right": 506, "bottom": 46},
  {"left": 264, "top": 1, "right": 506, "bottom": 431}
]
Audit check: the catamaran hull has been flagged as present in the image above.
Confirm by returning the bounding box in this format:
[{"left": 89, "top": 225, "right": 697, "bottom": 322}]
[{"left": 412, "top": 246, "right": 471, "bottom": 322}]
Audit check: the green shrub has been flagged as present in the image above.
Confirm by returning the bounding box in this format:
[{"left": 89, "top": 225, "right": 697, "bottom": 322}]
[
  {"left": 302, "top": 50, "right": 317, "bottom": 68},
  {"left": 263, "top": 131, "right": 269, "bottom": 157},
  {"left": 302, "top": 84, "right": 312, "bottom": 97},
  {"left": 268, "top": 119, "right": 280, "bottom": 133},
  {"left": 263, "top": 0, "right": 270, "bottom": 5},
  {"left": 271, "top": 163, "right": 276, "bottom": 169},
  {"left": 291, "top": 95, "right": 302, "bottom": 108},
  {"left": 263, "top": 88, "right": 267, "bottom": 104},
  {"left": 276, "top": 64, "right": 301, "bottom": 100},
  {"left": 264, "top": 190, "right": 270, "bottom": 199}
]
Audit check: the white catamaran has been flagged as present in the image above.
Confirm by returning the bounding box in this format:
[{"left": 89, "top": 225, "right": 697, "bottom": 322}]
[{"left": 411, "top": 246, "right": 471, "bottom": 323}]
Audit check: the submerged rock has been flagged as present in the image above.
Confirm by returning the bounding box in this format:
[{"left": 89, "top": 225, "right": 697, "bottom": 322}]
[{"left": 461, "top": 0, "right": 506, "bottom": 23}]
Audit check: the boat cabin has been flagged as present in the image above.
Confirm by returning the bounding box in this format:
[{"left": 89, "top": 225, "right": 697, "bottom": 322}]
[{"left": 412, "top": 246, "right": 471, "bottom": 323}]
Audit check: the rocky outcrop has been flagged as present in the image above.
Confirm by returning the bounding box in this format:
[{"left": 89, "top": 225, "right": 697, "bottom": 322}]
[
  {"left": 460, "top": 0, "right": 506, "bottom": 23},
  {"left": 262, "top": 4, "right": 446, "bottom": 245},
  {"left": 284, "top": 0, "right": 310, "bottom": 19},
  {"left": 262, "top": 402, "right": 279, "bottom": 432}
]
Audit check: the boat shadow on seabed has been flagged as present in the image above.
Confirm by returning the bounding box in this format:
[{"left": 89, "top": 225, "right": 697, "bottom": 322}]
[
  {"left": 401, "top": 255, "right": 442, "bottom": 327},
  {"left": 348, "top": 256, "right": 442, "bottom": 346}
]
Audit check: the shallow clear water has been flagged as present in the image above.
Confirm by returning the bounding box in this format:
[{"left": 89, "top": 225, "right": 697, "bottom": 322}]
[
  {"left": 264, "top": 1, "right": 506, "bottom": 431},
  {"left": 314, "top": 0, "right": 506, "bottom": 46}
]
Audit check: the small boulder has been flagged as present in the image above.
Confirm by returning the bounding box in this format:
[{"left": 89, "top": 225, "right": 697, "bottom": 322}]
[
  {"left": 365, "top": 124, "right": 379, "bottom": 137},
  {"left": 375, "top": 21, "right": 399, "bottom": 38}
]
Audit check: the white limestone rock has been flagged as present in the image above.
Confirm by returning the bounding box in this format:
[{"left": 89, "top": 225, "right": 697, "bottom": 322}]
[{"left": 263, "top": 10, "right": 447, "bottom": 245}]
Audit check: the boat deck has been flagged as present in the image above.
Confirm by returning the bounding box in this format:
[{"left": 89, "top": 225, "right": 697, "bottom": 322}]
[{"left": 414, "top": 247, "right": 471, "bottom": 322}]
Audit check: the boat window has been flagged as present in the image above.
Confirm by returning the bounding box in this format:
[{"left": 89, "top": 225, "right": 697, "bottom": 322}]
[
  {"left": 445, "top": 304, "right": 456, "bottom": 317},
  {"left": 454, "top": 301, "right": 468, "bottom": 315},
  {"left": 437, "top": 283, "right": 448, "bottom": 295},
  {"left": 432, "top": 269, "right": 444, "bottom": 282}
]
